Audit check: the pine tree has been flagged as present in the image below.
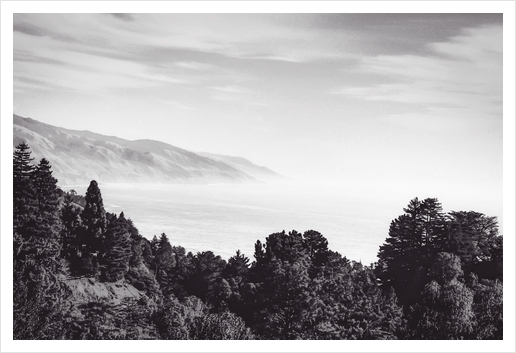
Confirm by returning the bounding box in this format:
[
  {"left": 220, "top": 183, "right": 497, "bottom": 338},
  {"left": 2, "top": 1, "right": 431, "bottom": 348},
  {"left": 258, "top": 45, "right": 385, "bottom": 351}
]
[
  {"left": 153, "top": 233, "right": 176, "bottom": 293},
  {"left": 14, "top": 153, "right": 62, "bottom": 263},
  {"left": 33, "top": 158, "right": 59, "bottom": 211},
  {"left": 250, "top": 230, "right": 314, "bottom": 339},
  {"left": 13, "top": 142, "right": 35, "bottom": 231},
  {"left": 60, "top": 190, "right": 82, "bottom": 263},
  {"left": 444, "top": 211, "right": 501, "bottom": 278},
  {"left": 81, "top": 180, "right": 107, "bottom": 237},
  {"left": 13, "top": 148, "right": 67, "bottom": 339},
  {"left": 376, "top": 197, "right": 445, "bottom": 306},
  {"left": 101, "top": 214, "right": 132, "bottom": 282},
  {"left": 78, "top": 180, "right": 107, "bottom": 276}
]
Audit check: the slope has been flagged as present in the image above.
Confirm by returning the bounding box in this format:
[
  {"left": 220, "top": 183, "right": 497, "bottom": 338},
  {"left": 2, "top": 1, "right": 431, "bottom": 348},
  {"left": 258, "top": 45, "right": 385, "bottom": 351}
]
[{"left": 13, "top": 115, "right": 258, "bottom": 186}]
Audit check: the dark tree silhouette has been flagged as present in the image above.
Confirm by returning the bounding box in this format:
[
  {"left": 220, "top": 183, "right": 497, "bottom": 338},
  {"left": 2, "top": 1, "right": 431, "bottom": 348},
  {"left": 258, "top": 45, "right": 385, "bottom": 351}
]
[
  {"left": 78, "top": 180, "right": 107, "bottom": 276},
  {"left": 13, "top": 145, "right": 68, "bottom": 339},
  {"left": 101, "top": 214, "right": 132, "bottom": 282}
]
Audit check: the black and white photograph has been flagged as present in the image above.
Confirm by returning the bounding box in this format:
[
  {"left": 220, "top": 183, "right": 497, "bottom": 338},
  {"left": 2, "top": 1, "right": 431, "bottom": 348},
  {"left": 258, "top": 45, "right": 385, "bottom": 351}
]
[{"left": 1, "top": 1, "right": 515, "bottom": 352}]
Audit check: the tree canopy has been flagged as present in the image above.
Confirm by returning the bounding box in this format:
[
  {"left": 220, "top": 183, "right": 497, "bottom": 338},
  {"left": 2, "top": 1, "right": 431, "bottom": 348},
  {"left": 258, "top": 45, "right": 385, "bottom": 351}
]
[{"left": 12, "top": 144, "right": 502, "bottom": 340}]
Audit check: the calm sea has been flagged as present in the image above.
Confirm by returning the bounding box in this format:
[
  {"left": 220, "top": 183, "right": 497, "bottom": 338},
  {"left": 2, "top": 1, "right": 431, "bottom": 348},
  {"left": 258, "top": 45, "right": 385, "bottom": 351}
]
[{"left": 68, "top": 181, "right": 502, "bottom": 266}]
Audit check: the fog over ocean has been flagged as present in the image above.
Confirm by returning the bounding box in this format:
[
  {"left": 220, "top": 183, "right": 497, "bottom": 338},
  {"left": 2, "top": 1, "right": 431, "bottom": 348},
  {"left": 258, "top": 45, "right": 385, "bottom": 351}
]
[{"left": 64, "top": 181, "right": 503, "bottom": 265}]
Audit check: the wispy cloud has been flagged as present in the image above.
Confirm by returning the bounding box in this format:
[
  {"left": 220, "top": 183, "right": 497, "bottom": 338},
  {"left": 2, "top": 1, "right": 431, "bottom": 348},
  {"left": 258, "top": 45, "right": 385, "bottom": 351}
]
[
  {"left": 210, "top": 85, "right": 250, "bottom": 94},
  {"left": 330, "top": 25, "right": 502, "bottom": 127},
  {"left": 110, "top": 13, "right": 135, "bottom": 22},
  {"left": 174, "top": 61, "right": 213, "bottom": 70},
  {"left": 209, "top": 85, "right": 253, "bottom": 102}
]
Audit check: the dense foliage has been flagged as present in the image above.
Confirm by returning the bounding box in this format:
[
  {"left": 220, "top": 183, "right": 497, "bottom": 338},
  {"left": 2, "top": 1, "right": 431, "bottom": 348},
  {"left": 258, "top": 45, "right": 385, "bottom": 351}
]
[{"left": 13, "top": 143, "right": 503, "bottom": 340}]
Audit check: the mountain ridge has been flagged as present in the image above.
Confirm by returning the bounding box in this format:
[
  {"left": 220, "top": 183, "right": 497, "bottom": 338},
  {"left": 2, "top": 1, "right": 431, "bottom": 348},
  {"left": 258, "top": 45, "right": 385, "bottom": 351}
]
[
  {"left": 13, "top": 114, "right": 282, "bottom": 186},
  {"left": 197, "top": 151, "right": 286, "bottom": 182}
]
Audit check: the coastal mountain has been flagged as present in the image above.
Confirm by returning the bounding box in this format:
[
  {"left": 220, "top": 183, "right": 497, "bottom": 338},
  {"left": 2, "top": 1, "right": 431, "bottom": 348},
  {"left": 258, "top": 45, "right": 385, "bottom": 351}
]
[
  {"left": 197, "top": 152, "right": 286, "bottom": 182},
  {"left": 13, "top": 114, "right": 282, "bottom": 186}
]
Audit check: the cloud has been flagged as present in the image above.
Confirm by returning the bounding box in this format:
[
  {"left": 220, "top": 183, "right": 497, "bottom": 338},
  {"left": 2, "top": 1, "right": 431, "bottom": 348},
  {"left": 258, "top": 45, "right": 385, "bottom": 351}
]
[
  {"left": 110, "top": 13, "right": 134, "bottom": 22},
  {"left": 210, "top": 85, "right": 250, "bottom": 94},
  {"left": 175, "top": 61, "right": 213, "bottom": 70},
  {"left": 13, "top": 23, "right": 197, "bottom": 94},
  {"left": 330, "top": 25, "right": 502, "bottom": 126}
]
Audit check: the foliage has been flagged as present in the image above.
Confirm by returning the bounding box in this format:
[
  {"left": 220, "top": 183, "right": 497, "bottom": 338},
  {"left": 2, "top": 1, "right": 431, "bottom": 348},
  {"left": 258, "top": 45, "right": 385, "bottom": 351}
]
[
  {"left": 12, "top": 146, "right": 502, "bottom": 340},
  {"left": 66, "top": 298, "right": 159, "bottom": 339},
  {"left": 190, "top": 311, "right": 254, "bottom": 340},
  {"left": 101, "top": 214, "right": 132, "bottom": 282},
  {"left": 470, "top": 278, "right": 503, "bottom": 339},
  {"left": 13, "top": 143, "right": 69, "bottom": 339},
  {"left": 377, "top": 198, "right": 503, "bottom": 339}
]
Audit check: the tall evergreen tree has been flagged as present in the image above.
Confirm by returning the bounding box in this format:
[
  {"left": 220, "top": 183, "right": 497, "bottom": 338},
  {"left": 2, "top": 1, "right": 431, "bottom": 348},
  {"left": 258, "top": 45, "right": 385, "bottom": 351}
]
[
  {"left": 78, "top": 180, "right": 107, "bottom": 276},
  {"left": 13, "top": 147, "right": 67, "bottom": 339},
  {"left": 13, "top": 142, "right": 35, "bottom": 231},
  {"left": 14, "top": 152, "right": 62, "bottom": 263},
  {"left": 101, "top": 214, "right": 132, "bottom": 282},
  {"left": 250, "top": 231, "right": 314, "bottom": 339},
  {"left": 33, "top": 158, "right": 59, "bottom": 210},
  {"left": 60, "top": 190, "right": 82, "bottom": 262},
  {"left": 444, "top": 211, "right": 501, "bottom": 279},
  {"left": 152, "top": 233, "right": 176, "bottom": 294},
  {"left": 81, "top": 180, "right": 107, "bottom": 236},
  {"left": 376, "top": 197, "right": 445, "bottom": 306},
  {"left": 186, "top": 251, "right": 226, "bottom": 304}
]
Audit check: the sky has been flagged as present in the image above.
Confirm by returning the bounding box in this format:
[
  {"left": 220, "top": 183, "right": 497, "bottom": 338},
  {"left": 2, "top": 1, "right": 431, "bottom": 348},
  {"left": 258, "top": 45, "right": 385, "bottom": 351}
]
[{"left": 12, "top": 12, "right": 504, "bottom": 212}]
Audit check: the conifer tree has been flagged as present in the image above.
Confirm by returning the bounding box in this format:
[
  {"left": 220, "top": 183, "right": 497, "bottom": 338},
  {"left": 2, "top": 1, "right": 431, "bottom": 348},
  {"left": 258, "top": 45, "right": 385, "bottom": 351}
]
[
  {"left": 444, "top": 211, "right": 501, "bottom": 278},
  {"left": 60, "top": 190, "right": 82, "bottom": 262},
  {"left": 101, "top": 214, "right": 132, "bottom": 282},
  {"left": 14, "top": 151, "right": 62, "bottom": 263},
  {"left": 77, "top": 180, "right": 107, "bottom": 276},
  {"left": 376, "top": 197, "right": 445, "bottom": 306},
  {"left": 33, "top": 158, "right": 59, "bottom": 211},
  {"left": 13, "top": 147, "right": 67, "bottom": 339},
  {"left": 81, "top": 180, "right": 107, "bottom": 237},
  {"left": 153, "top": 233, "right": 176, "bottom": 293},
  {"left": 13, "top": 142, "right": 35, "bottom": 231}
]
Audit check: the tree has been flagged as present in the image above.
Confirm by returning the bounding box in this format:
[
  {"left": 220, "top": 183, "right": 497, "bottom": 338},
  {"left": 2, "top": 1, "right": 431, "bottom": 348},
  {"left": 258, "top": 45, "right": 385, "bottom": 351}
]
[
  {"left": 81, "top": 180, "right": 107, "bottom": 237},
  {"left": 303, "top": 230, "right": 330, "bottom": 276},
  {"left": 185, "top": 251, "right": 226, "bottom": 305},
  {"left": 13, "top": 147, "right": 68, "bottom": 339},
  {"left": 444, "top": 211, "right": 501, "bottom": 280},
  {"left": 78, "top": 180, "right": 107, "bottom": 276},
  {"left": 190, "top": 311, "right": 254, "bottom": 340},
  {"left": 470, "top": 278, "right": 503, "bottom": 339},
  {"left": 33, "top": 158, "right": 59, "bottom": 211},
  {"left": 376, "top": 197, "right": 446, "bottom": 306},
  {"left": 155, "top": 296, "right": 206, "bottom": 340},
  {"left": 406, "top": 252, "right": 475, "bottom": 339},
  {"left": 60, "top": 190, "right": 83, "bottom": 265},
  {"left": 250, "top": 230, "right": 314, "bottom": 339},
  {"left": 308, "top": 256, "right": 403, "bottom": 340},
  {"left": 13, "top": 142, "right": 35, "bottom": 231},
  {"left": 222, "top": 250, "right": 251, "bottom": 316},
  {"left": 101, "top": 214, "right": 132, "bottom": 282},
  {"left": 153, "top": 233, "right": 176, "bottom": 293}
]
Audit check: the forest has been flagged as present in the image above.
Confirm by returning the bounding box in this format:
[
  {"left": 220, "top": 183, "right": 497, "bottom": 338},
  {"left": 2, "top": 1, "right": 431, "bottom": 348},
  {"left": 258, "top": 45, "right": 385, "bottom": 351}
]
[{"left": 13, "top": 142, "right": 503, "bottom": 340}]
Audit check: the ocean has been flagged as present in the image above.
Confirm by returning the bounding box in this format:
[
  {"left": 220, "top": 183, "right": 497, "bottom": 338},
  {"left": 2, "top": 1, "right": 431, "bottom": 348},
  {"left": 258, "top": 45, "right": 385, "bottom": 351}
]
[{"left": 68, "top": 181, "right": 502, "bottom": 266}]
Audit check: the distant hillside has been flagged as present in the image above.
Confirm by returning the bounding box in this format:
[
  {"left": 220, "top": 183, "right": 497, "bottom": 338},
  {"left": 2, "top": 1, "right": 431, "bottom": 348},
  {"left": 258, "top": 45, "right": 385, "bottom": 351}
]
[
  {"left": 197, "top": 152, "right": 286, "bottom": 182},
  {"left": 13, "top": 115, "right": 278, "bottom": 186}
]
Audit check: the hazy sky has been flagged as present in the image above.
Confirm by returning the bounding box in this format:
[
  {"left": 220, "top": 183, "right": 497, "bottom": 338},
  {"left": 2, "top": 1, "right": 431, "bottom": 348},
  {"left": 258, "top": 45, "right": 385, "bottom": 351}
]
[{"left": 13, "top": 13, "right": 503, "bottom": 198}]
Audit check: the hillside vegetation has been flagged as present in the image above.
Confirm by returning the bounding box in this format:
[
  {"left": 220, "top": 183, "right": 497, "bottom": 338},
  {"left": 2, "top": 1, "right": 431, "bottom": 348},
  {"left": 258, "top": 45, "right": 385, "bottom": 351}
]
[
  {"left": 13, "top": 143, "right": 503, "bottom": 340},
  {"left": 13, "top": 115, "right": 285, "bottom": 185}
]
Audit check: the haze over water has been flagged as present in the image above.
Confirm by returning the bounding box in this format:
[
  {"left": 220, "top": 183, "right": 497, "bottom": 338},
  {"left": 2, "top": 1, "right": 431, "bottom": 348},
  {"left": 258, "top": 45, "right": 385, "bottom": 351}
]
[{"left": 74, "top": 180, "right": 503, "bottom": 266}]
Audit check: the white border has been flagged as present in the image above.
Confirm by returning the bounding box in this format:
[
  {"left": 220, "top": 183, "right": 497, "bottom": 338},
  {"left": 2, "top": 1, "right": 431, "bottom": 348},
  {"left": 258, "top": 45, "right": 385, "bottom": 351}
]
[{"left": 2, "top": 1, "right": 515, "bottom": 352}]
